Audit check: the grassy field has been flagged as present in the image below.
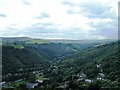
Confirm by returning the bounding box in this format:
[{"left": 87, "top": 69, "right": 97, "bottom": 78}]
[
  {"left": 26, "top": 39, "right": 50, "bottom": 44},
  {"left": 11, "top": 45, "right": 24, "bottom": 49},
  {"left": 36, "top": 75, "right": 44, "bottom": 80},
  {"left": 9, "top": 80, "right": 27, "bottom": 88}
]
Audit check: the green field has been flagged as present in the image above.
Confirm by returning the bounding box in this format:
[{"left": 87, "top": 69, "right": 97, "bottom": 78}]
[
  {"left": 26, "top": 39, "right": 50, "bottom": 44},
  {"left": 9, "top": 80, "right": 27, "bottom": 88},
  {"left": 11, "top": 45, "right": 24, "bottom": 49},
  {"left": 36, "top": 75, "right": 44, "bottom": 80}
]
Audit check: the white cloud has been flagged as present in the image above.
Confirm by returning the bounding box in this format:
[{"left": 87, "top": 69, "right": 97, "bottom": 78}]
[{"left": 0, "top": 0, "right": 118, "bottom": 39}]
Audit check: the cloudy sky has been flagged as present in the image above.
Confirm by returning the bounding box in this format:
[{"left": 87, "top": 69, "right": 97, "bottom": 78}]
[{"left": 0, "top": 0, "right": 119, "bottom": 39}]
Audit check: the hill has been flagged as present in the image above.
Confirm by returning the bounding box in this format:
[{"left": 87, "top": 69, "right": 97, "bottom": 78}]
[
  {"left": 1, "top": 37, "right": 50, "bottom": 45},
  {"left": 2, "top": 39, "right": 119, "bottom": 89},
  {"left": 2, "top": 45, "right": 50, "bottom": 75},
  {"left": 55, "top": 41, "right": 120, "bottom": 88}
]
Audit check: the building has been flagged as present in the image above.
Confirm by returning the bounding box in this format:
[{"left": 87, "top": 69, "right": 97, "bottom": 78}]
[{"left": 26, "top": 83, "right": 38, "bottom": 88}]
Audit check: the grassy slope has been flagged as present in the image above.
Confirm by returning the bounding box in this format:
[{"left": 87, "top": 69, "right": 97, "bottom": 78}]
[{"left": 25, "top": 39, "right": 50, "bottom": 44}]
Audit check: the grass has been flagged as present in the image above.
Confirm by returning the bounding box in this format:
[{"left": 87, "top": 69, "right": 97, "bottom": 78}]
[
  {"left": 36, "top": 75, "right": 44, "bottom": 80},
  {"left": 10, "top": 80, "right": 27, "bottom": 88},
  {"left": 11, "top": 45, "right": 24, "bottom": 49},
  {"left": 26, "top": 39, "right": 50, "bottom": 44}
]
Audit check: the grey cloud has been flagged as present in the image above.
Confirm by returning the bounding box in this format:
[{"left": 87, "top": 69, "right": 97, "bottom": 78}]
[
  {"left": 21, "top": 0, "right": 31, "bottom": 5},
  {"left": 2, "top": 28, "right": 27, "bottom": 37},
  {"left": 35, "top": 13, "right": 50, "bottom": 19},
  {"left": 64, "top": 1, "right": 117, "bottom": 39},
  {"left": 24, "top": 23, "right": 87, "bottom": 39},
  {"left": 79, "top": 2, "right": 115, "bottom": 19},
  {"left": 25, "top": 25, "right": 58, "bottom": 34},
  {"left": 0, "top": 13, "right": 7, "bottom": 17},
  {"left": 3, "top": 24, "right": 117, "bottom": 39},
  {"left": 67, "top": 10, "right": 77, "bottom": 14},
  {"left": 62, "top": 1, "right": 75, "bottom": 6},
  {"left": 34, "top": 22, "right": 56, "bottom": 26},
  {"left": 91, "top": 28, "right": 118, "bottom": 39},
  {"left": 88, "top": 19, "right": 118, "bottom": 39},
  {"left": 65, "top": 1, "right": 116, "bottom": 20}
]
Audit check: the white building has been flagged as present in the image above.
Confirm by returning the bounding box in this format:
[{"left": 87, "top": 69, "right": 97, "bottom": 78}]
[{"left": 85, "top": 79, "right": 93, "bottom": 83}]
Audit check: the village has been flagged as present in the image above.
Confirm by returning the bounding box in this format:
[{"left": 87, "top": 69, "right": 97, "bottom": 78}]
[{"left": 1, "top": 63, "right": 108, "bottom": 89}]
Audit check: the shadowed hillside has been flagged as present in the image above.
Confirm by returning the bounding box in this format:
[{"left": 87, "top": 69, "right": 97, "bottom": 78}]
[{"left": 2, "top": 45, "right": 50, "bottom": 75}]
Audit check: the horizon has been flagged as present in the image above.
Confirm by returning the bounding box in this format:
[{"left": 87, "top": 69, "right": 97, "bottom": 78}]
[
  {"left": 1, "top": 36, "right": 118, "bottom": 41},
  {"left": 0, "top": 0, "right": 119, "bottom": 40}
]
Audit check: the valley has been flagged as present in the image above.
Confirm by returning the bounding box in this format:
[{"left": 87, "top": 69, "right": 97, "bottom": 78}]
[{"left": 1, "top": 37, "right": 120, "bottom": 90}]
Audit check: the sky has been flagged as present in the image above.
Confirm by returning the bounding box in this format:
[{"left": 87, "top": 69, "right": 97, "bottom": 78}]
[{"left": 0, "top": 0, "right": 119, "bottom": 40}]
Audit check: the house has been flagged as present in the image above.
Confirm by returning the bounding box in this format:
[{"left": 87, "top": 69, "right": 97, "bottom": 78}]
[
  {"left": 85, "top": 79, "right": 93, "bottom": 83},
  {"left": 36, "top": 80, "right": 43, "bottom": 83},
  {"left": 79, "top": 70, "right": 87, "bottom": 80},
  {"left": 0, "top": 81, "right": 6, "bottom": 86},
  {"left": 97, "top": 77, "right": 104, "bottom": 80},
  {"left": 58, "top": 84, "right": 67, "bottom": 89},
  {"left": 97, "top": 73, "right": 105, "bottom": 80},
  {"left": 77, "top": 78, "right": 84, "bottom": 81},
  {"left": 98, "top": 73, "right": 105, "bottom": 78},
  {"left": 0, "top": 81, "right": 6, "bottom": 87},
  {"left": 96, "top": 64, "right": 103, "bottom": 73},
  {"left": 26, "top": 83, "right": 38, "bottom": 88},
  {"left": 57, "top": 83, "right": 68, "bottom": 89},
  {"left": 96, "top": 64, "right": 101, "bottom": 68}
]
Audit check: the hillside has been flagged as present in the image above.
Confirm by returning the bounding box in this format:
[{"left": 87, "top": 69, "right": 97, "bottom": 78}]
[
  {"left": 2, "top": 42, "right": 98, "bottom": 75},
  {"left": 55, "top": 41, "right": 120, "bottom": 88},
  {"left": 2, "top": 45, "right": 50, "bottom": 75},
  {"left": 25, "top": 41, "right": 113, "bottom": 60},
  {"left": 1, "top": 37, "right": 50, "bottom": 45},
  {"left": 27, "top": 43, "right": 78, "bottom": 60},
  {"left": 2, "top": 40, "right": 120, "bottom": 89}
]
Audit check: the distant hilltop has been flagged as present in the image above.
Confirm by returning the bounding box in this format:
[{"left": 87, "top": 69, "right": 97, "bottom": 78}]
[
  {"left": 0, "top": 37, "right": 118, "bottom": 44},
  {"left": 1, "top": 37, "right": 32, "bottom": 42}
]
